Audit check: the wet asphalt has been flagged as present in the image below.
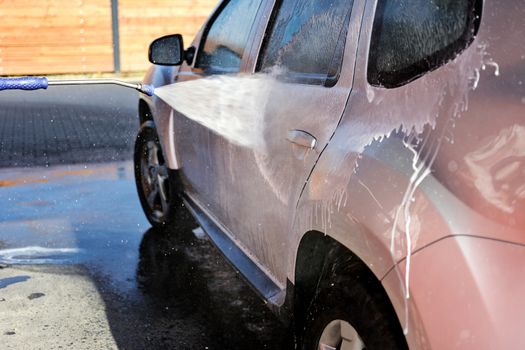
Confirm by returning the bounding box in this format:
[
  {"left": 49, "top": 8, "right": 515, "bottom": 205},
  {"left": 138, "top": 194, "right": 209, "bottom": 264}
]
[{"left": 0, "top": 87, "right": 288, "bottom": 349}]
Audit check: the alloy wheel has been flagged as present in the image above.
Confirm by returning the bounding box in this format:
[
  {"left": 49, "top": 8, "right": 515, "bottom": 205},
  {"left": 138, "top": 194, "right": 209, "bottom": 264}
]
[
  {"left": 140, "top": 140, "right": 170, "bottom": 220},
  {"left": 318, "top": 319, "right": 365, "bottom": 350}
]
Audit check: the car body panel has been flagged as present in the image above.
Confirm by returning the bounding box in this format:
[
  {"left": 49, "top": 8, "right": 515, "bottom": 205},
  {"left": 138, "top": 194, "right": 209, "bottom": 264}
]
[
  {"left": 289, "top": 0, "right": 524, "bottom": 343},
  {"left": 139, "top": 0, "right": 525, "bottom": 346},
  {"left": 170, "top": 0, "right": 365, "bottom": 286},
  {"left": 291, "top": 0, "right": 524, "bottom": 278},
  {"left": 140, "top": 2, "right": 216, "bottom": 169},
  {"left": 382, "top": 236, "right": 525, "bottom": 349}
]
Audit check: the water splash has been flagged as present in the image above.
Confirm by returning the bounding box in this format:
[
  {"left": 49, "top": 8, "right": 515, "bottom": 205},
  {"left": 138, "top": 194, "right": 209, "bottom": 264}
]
[
  {"left": 472, "top": 68, "right": 481, "bottom": 90},
  {"left": 154, "top": 73, "right": 277, "bottom": 151},
  {"left": 484, "top": 60, "right": 500, "bottom": 77},
  {"left": 392, "top": 134, "right": 442, "bottom": 335},
  {"left": 381, "top": 45, "right": 499, "bottom": 334},
  {"left": 301, "top": 41, "right": 499, "bottom": 335}
]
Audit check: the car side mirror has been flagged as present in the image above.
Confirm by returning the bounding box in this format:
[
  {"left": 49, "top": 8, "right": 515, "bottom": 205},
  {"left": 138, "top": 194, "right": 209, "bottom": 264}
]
[{"left": 148, "top": 34, "right": 184, "bottom": 66}]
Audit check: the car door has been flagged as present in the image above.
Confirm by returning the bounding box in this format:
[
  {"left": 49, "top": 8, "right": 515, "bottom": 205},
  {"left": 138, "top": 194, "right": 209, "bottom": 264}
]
[
  {"left": 170, "top": 0, "right": 265, "bottom": 204},
  {"left": 175, "top": 0, "right": 364, "bottom": 289}
]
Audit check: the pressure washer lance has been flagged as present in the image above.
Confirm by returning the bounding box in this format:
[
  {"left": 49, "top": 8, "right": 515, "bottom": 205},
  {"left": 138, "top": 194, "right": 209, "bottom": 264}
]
[{"left": 0, "top": 76, "right": 154, "bottom": 96}]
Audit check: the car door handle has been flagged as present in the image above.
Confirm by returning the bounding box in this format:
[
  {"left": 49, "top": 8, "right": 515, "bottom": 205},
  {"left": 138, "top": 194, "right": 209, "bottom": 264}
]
[{"left": 287, "top": 129, "right": 317, "bottom": 149}]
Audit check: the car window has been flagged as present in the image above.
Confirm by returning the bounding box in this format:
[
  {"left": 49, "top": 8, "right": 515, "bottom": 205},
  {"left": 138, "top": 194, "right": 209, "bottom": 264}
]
[
  {"left": 196, "top": 0, "right": 261, "bottom": 74},
  {"left": 258, "top": 0, "right": 354, "bottom": 86},
  {"left": 368, "top": 0, "right": 482, "bottom": 88}
]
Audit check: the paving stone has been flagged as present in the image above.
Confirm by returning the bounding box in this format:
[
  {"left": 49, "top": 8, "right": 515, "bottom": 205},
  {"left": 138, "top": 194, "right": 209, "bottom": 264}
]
[{"left": 0, "top": 85, "right": 139, "bottom": 167}]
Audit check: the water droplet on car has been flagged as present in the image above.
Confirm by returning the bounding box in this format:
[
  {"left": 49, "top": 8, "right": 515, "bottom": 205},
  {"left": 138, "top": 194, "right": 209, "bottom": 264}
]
[
  {"left": 448, "top": 161, "right": 458, "bottom": 172},
  {"left": 485, "top": 61, "right": 500, "bottom": 76}
]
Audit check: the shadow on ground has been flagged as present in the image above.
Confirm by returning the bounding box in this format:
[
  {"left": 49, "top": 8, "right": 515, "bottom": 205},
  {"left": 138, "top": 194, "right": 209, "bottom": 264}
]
[{"left": 95, "top": 207, "right": 290, "bottom": 350}]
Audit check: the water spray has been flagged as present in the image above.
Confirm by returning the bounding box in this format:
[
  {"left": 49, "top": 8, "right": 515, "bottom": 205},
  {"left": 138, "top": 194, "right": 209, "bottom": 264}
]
[{"left": 0, "top": 76, "right": 154, "bottom": 96}]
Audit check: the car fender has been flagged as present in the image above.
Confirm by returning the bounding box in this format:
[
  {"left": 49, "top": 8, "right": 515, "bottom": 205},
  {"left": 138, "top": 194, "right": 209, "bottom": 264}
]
[{"left": 139, "top": 65, "right": 180, "bottom": 169}]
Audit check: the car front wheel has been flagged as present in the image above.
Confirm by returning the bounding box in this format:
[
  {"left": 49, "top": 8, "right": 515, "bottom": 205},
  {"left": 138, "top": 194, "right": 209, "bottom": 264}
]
[{"left": 134, "top": 121, "right": 180, "bottom": 227}]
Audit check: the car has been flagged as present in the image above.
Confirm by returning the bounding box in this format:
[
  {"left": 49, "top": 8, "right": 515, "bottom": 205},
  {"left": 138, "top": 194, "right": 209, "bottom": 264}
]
[{"left": 134, "top": 0, "right": 525, "bottom": 349}]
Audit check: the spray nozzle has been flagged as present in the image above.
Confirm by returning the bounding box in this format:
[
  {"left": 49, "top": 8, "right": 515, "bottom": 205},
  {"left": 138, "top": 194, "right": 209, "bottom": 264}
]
[{"left": 137, "top": 84, "right": 154, "bottom": 96}]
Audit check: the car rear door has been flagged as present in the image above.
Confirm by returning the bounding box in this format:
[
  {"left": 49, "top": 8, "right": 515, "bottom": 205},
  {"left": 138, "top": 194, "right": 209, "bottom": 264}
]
[{"left": 174, "top": 0, "right": 365, "bottom": 289}]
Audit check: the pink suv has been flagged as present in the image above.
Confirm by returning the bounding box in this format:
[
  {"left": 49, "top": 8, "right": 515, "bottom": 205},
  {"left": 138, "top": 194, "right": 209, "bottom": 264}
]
[{"left": 134, "top": 0, "right": 525, "bottom": 348}]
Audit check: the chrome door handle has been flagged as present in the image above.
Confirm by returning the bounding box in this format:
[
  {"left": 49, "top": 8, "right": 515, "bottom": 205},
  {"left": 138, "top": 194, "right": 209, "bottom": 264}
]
[{"left": 287, "top": 129, "right": 317, "bottom": 149}]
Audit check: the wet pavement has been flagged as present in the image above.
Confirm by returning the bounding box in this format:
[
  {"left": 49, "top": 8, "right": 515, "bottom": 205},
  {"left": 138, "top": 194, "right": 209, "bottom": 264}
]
[
  {"left": 0, "top": 85, "right": 138, "bottom": 167},
  {"left": 0, "top": 162, "right": 288, "bottom": 349},
  {"left": 0, "top": 87, "right": 288, "bottom": 349}
]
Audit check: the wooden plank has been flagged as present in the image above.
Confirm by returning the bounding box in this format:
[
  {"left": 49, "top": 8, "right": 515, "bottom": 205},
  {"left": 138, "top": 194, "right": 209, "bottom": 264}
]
[
  {"left": 0, "top": 0, "right": 217, "bottom": 75},
  {"left": 0, "top": 0, "right": 113, "bottom": 75},
  {"left": 119, "top": 0, "right": 216, "bottom": 72}
]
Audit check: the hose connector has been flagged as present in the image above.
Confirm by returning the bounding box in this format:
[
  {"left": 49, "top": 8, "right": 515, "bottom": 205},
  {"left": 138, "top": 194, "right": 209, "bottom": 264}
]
[{"left": 137, "top": 84, "right": 154, "bottom": 96}]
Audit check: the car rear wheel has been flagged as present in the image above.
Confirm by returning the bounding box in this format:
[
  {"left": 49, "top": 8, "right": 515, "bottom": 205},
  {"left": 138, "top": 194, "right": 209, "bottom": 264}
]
[
  {"left": 299, "top": 263, "right": 407, "bottom": 350},
  {"left": 134, "top": 122, "right": 180, "bottom": 227}
]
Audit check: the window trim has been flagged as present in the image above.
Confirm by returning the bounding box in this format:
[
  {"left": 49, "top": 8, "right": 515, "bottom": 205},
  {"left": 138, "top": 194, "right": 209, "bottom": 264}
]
[
  {"left": 367, "top": 0, "right": 483, "bottom": 89},
  {"left": 195, "top": 0, "right": 229, "bottom": 70},
  {"left": 195, "top": 0, "right": 259, "bottom": 74},
  {"left": 255, "top": 0, "right": 354, "bottom": 87}
]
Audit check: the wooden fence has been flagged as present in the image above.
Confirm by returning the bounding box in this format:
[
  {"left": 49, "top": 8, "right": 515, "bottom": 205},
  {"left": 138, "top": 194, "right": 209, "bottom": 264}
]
[{"left": 0, "top": 0, "right": 216, "bottom": 75}]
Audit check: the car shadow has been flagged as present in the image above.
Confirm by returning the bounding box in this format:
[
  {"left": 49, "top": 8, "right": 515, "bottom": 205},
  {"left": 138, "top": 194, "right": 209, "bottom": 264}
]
[{"left": 95, "top": 206, "right": 290, "bottom": 350}]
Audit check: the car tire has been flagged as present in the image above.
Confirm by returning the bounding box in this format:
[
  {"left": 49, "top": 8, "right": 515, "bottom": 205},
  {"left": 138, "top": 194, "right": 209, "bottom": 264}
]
[
  {"left": 299, "top": 263, "right": 408, "bottom": 350},
  {"left": 134, "top": 121, "right": 181, "bottom": 227}
]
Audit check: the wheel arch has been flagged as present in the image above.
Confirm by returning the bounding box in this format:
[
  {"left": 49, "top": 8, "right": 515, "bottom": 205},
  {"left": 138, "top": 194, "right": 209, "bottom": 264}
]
[
  {"left": 138, "top": 98, "right": 153, "bottom": 125},
  {"left": 294, "top": 231, "right": 383, "bottom": 311},
  {"left": 137, "top": 97, "right": 180, "bottom": 170},
  {"left": 293, "top": 230, "right": 407, "bottom": 346}
]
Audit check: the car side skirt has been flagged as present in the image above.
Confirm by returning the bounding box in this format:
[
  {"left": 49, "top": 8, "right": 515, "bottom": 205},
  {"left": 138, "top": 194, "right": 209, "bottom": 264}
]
[{"left": 182, "top": 194, "right": 285, "bottom": 306}]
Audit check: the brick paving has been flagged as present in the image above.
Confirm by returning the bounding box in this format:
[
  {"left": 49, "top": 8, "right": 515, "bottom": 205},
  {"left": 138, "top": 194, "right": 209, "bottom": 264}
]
[{"left": 0, "top": 85, "right": 139, "bottom": 167}]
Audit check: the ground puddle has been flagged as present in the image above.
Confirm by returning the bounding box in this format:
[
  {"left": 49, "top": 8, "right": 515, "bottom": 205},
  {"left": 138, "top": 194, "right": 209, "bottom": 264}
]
[{"left": 0, "top": 246, "right": 81, "bottom": 264}]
